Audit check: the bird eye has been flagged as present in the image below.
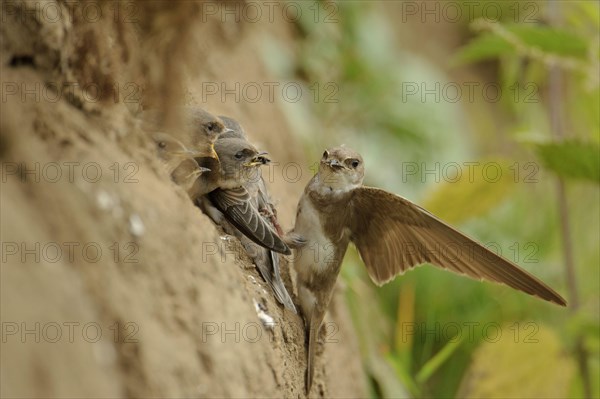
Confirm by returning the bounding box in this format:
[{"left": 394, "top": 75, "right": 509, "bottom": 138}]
[
  {"left": 158, "top": 141, "right": 167, "bottom": 149},
  {"left": 322, "top": 151, "right": 328, "bottom": 159},
  {"left": 206, "top": 122, "right": 216, "bottom": 132},
  {"left": 351, "top": 160, "right": 360, "bottom": 168},
  {"left": 234, "top": 151, "right": 244, "bottom": 159}
]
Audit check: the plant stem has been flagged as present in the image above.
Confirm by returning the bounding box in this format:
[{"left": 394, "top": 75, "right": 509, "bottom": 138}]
[{"left": 547, "top": 2, "right": 591, "bottom": 397}]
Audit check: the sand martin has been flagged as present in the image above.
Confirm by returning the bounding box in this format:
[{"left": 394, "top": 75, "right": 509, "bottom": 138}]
[
  {"left": 142, "top": 106, "right": 231, "bottom": 160},
  {"left": 198, "top": 137, "right": 291, "bottom": 255},
  {"left": 290, "top": 146, "right": 567, "bottom": 392}
]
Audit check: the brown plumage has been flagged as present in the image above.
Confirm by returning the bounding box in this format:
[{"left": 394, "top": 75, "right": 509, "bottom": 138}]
[{"left": 349, "top": 187, "right": 566, "bottom": 304}]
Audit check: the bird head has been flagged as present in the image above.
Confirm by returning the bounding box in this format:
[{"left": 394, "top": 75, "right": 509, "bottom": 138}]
[
  {"left": 185, "top": 107, "right": 236, "bottom": 160},
  {"left": 319, "top": 146, "right": 365, "bottom": 191},
  {"left": 215, "top": 138, "right": 268, "bottom": 184}
]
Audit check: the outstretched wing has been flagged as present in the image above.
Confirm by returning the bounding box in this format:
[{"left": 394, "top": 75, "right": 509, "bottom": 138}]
[
  {"left": 348, "top": 187, "right": 566, "bottom": 306},
  {"left": 209, "top": 187, "right": 291, "bottom": 255}
]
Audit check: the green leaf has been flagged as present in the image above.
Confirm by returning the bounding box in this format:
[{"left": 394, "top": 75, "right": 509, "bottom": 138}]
[
  {"left": 415, "top": 336, "right": 464, "bottom": 385},
  {"left": 454, "top": 24, "right": 588, "bottom": 65},
  {"left": 453, "top": 34, "right": 515, "bottom": 64},
  {"left": 507, "top": 25, "right": 588, "bottom": 59},
  {"left": 534, "top": 140, "right": 600, "bottom": 183}
]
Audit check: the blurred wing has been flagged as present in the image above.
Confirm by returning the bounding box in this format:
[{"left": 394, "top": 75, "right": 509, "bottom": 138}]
[
  {"left": 348, "top": 187, "right": 566, "bottom": 306},
  {"left": 209, "top": 187, "right": 290, "bottom": 255}
]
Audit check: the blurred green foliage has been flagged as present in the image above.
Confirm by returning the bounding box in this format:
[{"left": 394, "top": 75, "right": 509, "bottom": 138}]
[
  {"left": 534, "top": 140, "right": 600, "bottom": 183},
  {"left": 263, "top": 0, "right": 599, "bottom": 397},
  {"left": 454, "top": 24, "right": 589, "bottom": 62}
]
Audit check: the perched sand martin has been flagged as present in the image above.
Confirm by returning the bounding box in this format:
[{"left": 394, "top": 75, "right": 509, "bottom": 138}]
[
  {"left": 290, "top": 146, "right": 566, "bottom": 393},
  {"left": 198, "top": 137, "right": 291, "bottom": 255}
]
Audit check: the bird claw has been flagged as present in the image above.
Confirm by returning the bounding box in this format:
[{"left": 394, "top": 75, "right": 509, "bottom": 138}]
[{"left": 284, "top": 232, "right": 307, "bottom": 249}]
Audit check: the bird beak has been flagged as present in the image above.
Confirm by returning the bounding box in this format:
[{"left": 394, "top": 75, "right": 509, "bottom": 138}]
[
  {"left": 256, "top": 151, "right": 270, "bottom": 164},
  {"left": 185, "top": 166, "right": 210, "bottom": 180},
  {"left": 210, "top": 143, "right": 219, "bottom": 162},
  {"left": 245, "top": 151, "right": 270, "bottom": 167},
  {"left": 326, "top": 158, "right": 344, "bottom": 169},
  {"left": 194, "top": 143, "right": 220, "bottom": 162}
]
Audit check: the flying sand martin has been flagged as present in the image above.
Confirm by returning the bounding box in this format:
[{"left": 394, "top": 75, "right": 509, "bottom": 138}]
[{"left": 289, "top": 146, "right": 567, "bottom": 393}]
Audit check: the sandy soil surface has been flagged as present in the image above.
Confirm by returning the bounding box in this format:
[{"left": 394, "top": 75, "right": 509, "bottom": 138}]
[{"left": 1, "top": 1, "right": 367, "bottom": 397}]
